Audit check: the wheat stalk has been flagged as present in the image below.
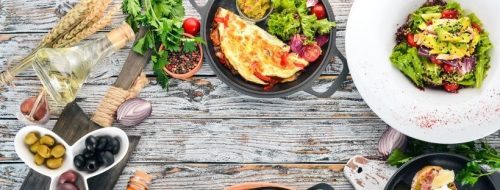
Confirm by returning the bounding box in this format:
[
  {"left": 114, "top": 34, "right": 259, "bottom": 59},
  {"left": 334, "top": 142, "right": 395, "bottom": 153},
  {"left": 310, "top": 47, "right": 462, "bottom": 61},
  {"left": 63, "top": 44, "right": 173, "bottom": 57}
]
[
  {"left": 54, "top": 0, "right": 113, "bottom": 48},
  {"left": 39, "top": 0, "right": 93, "bottom": 48},
  {"left": 56, "top": 4, "right": 120, "bottom": 48}
]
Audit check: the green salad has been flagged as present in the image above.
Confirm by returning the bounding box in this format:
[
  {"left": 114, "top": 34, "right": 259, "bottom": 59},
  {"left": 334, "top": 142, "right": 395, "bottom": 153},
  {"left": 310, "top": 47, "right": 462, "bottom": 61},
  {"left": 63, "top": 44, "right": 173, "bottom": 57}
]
[{"left": 390, "top": 0, "right": 493, "bottom": 93}]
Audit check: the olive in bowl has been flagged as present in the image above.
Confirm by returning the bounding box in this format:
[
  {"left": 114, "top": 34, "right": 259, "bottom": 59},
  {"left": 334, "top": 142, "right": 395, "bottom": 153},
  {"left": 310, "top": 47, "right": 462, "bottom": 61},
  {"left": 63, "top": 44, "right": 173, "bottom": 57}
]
[{"left": 73, "top": 135, "right": 121, "bottom": 173}]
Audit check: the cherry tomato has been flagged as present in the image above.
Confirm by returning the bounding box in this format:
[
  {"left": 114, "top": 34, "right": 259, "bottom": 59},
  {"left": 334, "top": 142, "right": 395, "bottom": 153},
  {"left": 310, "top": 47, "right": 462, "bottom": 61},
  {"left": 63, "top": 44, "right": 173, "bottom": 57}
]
[
  {"left": 311, "top": 3, "right": 327, "bottom": 19},
  {"left": 443, "top": 82, "right": 459, "bottom": 93},
  {"left": 301, "top": 44, "right": 322, "bottom": 62},
  {"left": 472, "top": 23, "right": 482, "bottom": 33},
  {"left": 442, "top": 9, "right": 458, "bottom": 19},
  {"left": 183, "top": 17, "right": 201, "bottom": 36},
  {"left": 254, "top": 71, "right": 271, "bottom": 82},
  {"left": 406, "top": 33, "right": 417, "bottom": 47},
  {"left": 430, "top": 57, "right": 443, "bottom": 65},
  {"left": 442, "top": 64, "right": 455, "bottom": 74}
]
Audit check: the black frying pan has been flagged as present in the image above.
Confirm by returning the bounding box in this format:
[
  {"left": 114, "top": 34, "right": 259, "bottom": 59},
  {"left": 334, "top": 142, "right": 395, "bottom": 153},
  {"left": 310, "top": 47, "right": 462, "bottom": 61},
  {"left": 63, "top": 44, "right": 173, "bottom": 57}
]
[
  {"left": 188, "top": 0, "right": 349, "bottom": 98},
  {"left": 385, "top": 153, "right": 500, "bottom": 190}
]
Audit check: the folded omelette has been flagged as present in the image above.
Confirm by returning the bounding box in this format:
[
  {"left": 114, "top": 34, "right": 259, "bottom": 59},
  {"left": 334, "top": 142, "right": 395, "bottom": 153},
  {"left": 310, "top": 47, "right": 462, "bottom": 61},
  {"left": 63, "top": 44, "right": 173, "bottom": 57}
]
[{"left": 214, "top": 8, "right": 309, "bottom": 85}]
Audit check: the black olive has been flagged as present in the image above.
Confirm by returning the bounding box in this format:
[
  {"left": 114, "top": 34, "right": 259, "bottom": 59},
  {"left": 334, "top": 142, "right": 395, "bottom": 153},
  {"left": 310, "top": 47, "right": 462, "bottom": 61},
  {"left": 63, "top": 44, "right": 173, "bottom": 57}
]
[
  {"left": 73, "top": 154, "right": 86, "bottom": 170},
  {"left": 96, "top": 136, "right": 108, "bottom": 150},
  {"left": 83, "top": 149, "right": 95, "bottom": 159},
  {"left": 85, "top": 159, "right": 99, "bottom": 173},
  {"left": 98, "top": 151, "right": 114, "bottom": 167},
  {"left": 106, "top": 137, "right": 120, "bottom": 154},
  {"left": 103, "top": 136, "right": 114, "bottom": 151},
  {"left": 85, "top": 135, "right": 97, "bottom": 152},
  {"left": 111, "top": 137, "right": 121, "bottom": 154}
]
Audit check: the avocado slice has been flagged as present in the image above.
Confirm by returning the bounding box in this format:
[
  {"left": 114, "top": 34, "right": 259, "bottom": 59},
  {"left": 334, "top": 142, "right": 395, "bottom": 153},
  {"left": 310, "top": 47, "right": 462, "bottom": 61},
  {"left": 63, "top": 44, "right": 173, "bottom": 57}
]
[{"left": 421, "top": 13, "right": 442, "bottom": 22}]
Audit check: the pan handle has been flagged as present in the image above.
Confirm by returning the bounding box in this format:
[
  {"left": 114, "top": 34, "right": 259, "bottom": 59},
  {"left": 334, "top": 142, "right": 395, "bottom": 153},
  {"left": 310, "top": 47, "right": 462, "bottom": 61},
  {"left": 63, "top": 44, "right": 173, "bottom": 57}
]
[
  {"left": 307, "top": 183, "right": 335, "bottom": 190},
  {"left": 304, "top": 48, "right": 349, "bottom": 98},
  {"left": 188, "top": 0, "right": 208, "bottom": 17}
]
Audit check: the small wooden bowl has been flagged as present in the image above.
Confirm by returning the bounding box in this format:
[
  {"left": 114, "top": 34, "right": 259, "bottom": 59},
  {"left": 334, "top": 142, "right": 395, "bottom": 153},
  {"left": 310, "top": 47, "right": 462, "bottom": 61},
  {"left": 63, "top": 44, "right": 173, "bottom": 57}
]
[{"left": 161, "top": 33, "right": 203, "bottom": 80}]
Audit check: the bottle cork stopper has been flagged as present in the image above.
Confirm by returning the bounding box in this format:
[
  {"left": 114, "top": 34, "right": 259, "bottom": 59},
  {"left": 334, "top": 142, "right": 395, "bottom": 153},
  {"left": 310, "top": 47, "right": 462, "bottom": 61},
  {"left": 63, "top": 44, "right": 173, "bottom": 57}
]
[{"left": 107, "top": 23, "right": 135, "bottom": 50}]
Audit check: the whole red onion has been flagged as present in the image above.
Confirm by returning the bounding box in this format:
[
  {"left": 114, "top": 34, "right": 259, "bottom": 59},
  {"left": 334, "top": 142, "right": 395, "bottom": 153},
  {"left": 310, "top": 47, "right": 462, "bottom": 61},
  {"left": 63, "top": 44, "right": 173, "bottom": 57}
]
[
  {"left": 378, "top": 127, "right": 408, "bottom": 157},
  {"left": 116, "top": 98, "right": 152, "bottom": 127}
]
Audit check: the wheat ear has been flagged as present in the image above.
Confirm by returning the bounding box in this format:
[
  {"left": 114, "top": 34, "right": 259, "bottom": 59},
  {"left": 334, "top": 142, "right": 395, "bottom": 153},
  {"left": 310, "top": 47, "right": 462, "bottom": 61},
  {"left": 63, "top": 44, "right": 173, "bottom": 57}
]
[
  {"left": 57, "top": 4, "right": 120, "bottom": 48},
  {"left": 54, "top": 0, "right": 113, "bottom": 48},
  {"left": 39, "top": 0, "right": 94, "bottom": 47}
]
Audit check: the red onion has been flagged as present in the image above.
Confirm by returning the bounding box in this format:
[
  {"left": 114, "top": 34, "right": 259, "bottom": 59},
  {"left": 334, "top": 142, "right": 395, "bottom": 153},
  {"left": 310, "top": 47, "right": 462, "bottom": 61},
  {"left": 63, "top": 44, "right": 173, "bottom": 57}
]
[
  {"left": 378, "top": 127, "right": 407, "bottom": 157},
  {"left": 316, "top": 35, "right": 329, "bottom": 47},
  {"left": 116, "top": 98, "right": 152, "bottom": 127},
  {"left": 307, "top": 0, "right": 319, "bottom": 8},
  {"left": 290, "top": 34, "right": 305, "bottom": 55}
]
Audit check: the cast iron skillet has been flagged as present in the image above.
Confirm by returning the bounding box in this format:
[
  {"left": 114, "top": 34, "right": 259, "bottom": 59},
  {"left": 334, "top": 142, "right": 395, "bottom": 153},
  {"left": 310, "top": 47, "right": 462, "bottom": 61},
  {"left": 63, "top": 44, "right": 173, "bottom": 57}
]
[
  {"left": 188, "top": 0, "right": 349, "bottom": 98},
  {"left": 385, "top": 153, "right": 500, "bottom": 190}
]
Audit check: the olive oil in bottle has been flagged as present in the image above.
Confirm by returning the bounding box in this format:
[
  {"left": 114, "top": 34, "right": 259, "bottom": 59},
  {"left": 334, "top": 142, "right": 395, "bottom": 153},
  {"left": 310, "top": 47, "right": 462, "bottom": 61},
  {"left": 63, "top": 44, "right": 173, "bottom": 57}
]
[{"left": 32, "top": 23, "right": 135, "bottom": 105}]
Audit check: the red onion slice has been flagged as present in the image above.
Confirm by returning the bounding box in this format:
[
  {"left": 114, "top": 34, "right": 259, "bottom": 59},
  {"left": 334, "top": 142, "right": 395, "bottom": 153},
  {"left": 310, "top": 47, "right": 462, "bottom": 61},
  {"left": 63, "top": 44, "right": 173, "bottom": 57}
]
[{"left": 378, "top": 127, "right": 408, "bottom": 157}]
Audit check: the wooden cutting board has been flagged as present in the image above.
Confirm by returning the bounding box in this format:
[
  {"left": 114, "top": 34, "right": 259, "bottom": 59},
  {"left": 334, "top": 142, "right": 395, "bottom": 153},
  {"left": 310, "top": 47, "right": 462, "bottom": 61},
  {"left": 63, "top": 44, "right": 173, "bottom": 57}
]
[{"left": 19, "top": 102, "right": 141, "bottom": 190}]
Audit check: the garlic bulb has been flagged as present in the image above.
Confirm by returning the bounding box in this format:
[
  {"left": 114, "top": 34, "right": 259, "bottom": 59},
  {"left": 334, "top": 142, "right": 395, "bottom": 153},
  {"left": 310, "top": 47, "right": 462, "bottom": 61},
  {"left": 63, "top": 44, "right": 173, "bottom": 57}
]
[{"left": 116, "top": 98, "right": 152, "bottom": 127}]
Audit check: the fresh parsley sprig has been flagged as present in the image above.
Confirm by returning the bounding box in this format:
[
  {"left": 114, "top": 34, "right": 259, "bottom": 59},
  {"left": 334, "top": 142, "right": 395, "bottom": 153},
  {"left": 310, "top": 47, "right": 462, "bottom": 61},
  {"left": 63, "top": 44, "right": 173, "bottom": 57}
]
[
  {"left": 387, "top": 139, "right": 500, "bottom": 186},
  {"left": 182, "top": 37, "right": 205, "bottom": 53},
  {"left": 122, "top": 0, "right": 185, "bottom": 89}
]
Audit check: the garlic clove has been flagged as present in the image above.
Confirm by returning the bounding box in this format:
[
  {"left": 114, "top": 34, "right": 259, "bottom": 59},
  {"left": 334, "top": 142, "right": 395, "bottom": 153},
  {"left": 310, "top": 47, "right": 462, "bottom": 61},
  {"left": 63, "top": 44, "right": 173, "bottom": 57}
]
[{"left": 19, "top": 96, "right": 50, "bottom": 125}]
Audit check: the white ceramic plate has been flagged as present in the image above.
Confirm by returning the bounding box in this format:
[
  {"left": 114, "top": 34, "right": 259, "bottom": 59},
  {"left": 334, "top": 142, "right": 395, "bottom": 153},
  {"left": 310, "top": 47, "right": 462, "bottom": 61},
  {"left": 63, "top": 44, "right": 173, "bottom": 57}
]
[
  {"left": 346, "top": 0, "right": 500, "bottom": 143},
  {"left": 15, "top": 126, "right": 129, "bottom": 190}
]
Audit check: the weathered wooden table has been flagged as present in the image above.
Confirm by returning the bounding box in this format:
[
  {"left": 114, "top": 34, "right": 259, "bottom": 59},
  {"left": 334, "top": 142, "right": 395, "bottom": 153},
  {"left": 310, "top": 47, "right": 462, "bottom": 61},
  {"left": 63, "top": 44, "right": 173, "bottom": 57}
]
[{"left": 0, "top": 0, "right": 499, "bottom": 189}]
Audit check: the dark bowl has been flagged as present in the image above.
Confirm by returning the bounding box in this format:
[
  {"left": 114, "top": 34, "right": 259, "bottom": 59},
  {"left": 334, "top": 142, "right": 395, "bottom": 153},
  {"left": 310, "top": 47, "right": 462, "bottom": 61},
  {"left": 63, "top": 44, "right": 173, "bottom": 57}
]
[{"left": 385, "top": 153, "right": 500, "bottom": 190}]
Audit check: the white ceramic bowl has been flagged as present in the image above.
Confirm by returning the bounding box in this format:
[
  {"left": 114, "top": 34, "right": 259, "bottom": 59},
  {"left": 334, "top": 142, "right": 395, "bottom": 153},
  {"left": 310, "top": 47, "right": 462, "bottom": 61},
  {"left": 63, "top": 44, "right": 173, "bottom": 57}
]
[
  {"left": 346, "top": 0, "right": 500, "bottom": 143},
  {"left": 15, "top": 126, "right": 129, "bottom": 190}
]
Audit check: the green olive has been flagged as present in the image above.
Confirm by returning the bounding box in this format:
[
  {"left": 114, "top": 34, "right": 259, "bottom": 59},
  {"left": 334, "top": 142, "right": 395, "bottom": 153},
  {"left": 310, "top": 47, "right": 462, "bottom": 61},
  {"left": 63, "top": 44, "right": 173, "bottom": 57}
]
[
  {"left": 39, "top": 135, "right": 55, "bottom": 146},
  {"left": 37, "top": 145, "right": 51, "bottom": 158},
  {"left": 46, "top": 157, "right": 63, "bottom": 169},
  {"left": 29, "top": 141, "right": 41, "bottom": 154},
  {"left": 34, "top": 154, "right": 45, "bottom": 166},
  {"left": 51, "top": 144, "right": 66, "bottom": 158},
  {"left": 24, "top": 132, "right": 39, "bottom": 145}
]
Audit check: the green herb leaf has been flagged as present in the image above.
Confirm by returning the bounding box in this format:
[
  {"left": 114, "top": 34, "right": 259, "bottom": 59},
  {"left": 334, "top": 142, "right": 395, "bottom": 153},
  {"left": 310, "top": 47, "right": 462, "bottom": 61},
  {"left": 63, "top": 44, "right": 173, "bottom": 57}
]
[
  {"left": 387, "top": 149, "right": 413, "bottom": 167},
  {"left": 123, "top": 0, "right": 185, "bottom": 90},
  {"left": 132, "top": 37, "right": 146, "bottom": 55}
]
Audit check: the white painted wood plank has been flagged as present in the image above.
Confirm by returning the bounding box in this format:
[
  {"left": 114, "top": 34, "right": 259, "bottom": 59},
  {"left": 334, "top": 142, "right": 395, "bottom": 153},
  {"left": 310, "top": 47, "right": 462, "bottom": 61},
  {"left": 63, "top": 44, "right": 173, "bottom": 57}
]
[
  {"left": 0, "top": 163, "right": 355, "bottom": 190},
  {"left": 0, "top": 76, "right": 376, "bottom": 119}
]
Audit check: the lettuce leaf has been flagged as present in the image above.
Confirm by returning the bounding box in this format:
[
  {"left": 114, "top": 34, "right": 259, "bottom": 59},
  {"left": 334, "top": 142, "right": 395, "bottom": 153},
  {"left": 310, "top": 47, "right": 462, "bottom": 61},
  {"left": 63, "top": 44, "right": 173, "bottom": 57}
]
[
  {"left": 474, "top": 33, "right": 493, "bottom": 87},
  {"left": 390, "top": 43, "right": 424, "bottom": 87},
  {"left": 267, "top": 0, "right": 335, "bottom": 42}
]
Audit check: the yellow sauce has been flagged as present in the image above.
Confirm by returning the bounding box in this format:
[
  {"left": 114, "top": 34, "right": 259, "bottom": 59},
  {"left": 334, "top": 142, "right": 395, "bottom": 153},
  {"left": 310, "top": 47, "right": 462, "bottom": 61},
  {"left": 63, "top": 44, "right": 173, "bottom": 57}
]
[{"left": 237, "top": 0, "right": 271, "bottom": 20}]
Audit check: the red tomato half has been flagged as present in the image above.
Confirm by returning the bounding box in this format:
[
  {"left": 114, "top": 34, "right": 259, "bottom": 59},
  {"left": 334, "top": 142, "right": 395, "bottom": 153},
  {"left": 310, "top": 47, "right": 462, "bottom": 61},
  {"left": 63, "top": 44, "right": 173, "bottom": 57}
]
[
  {"left": 472, "top": 23, "right": 482, "bottom": 33},
  {"left": 311, "top": 3, "right": 327, "bottom": 19},
  {"left": 406, "top": 33, "right": 417, "bottom": 47},
  {"left": 443, "top": 82, "right": 459, "bottom": 93},
  {"left": 430, "top": 57, "right": 443, "bottom": 65},
  {"left": 302, "top": 44, "right": 322, "bottom": 62},
  {"left": 442, "top": 9, "right": 458, "bottom": 19},
  {"left": 183, "top": 17, "right": 201, "bottom": 36},
  {"left": 442, "top": 64, "right": 455, "bottom": 74}
]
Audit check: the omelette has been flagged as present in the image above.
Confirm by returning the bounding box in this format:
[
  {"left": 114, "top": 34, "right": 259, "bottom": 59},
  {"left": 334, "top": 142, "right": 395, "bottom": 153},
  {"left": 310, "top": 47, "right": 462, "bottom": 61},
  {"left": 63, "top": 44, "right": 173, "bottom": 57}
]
[{"left": 213, "top": 8, "right": 310, "bottom": 85}]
